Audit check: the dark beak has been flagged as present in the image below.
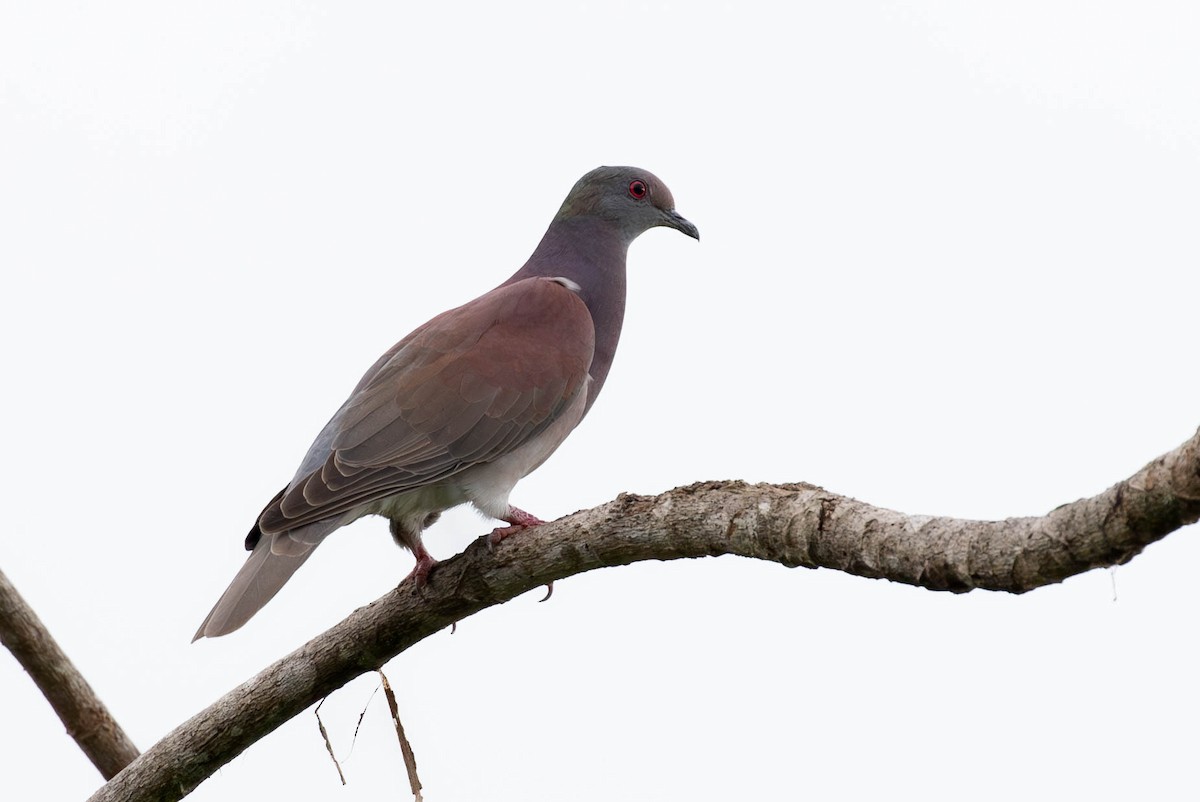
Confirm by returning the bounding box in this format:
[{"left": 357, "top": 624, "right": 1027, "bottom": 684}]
[{"left": 663, "top": 209, "right": 700, "bottom": 240}]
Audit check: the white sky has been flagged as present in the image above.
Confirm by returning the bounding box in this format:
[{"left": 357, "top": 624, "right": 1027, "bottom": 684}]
[{"left": 3, "top": 3, "right": 1199, "bottom": 800}]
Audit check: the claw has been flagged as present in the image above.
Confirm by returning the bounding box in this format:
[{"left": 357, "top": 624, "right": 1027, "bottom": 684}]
[{"left": 539, "top": 581, "right": 554, "bottom": 602}]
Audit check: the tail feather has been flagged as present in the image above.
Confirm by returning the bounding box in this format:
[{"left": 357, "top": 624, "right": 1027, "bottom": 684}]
[{"left": 193, "top": 537, "right": 315, "bottom": 640}]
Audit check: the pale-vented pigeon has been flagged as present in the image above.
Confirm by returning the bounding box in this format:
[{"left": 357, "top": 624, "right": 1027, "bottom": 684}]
[{"left": 193, "top": 166, "right": 698, "bottom": 639}]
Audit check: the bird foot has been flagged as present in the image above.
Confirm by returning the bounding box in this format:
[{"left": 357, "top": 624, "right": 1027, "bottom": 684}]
[
  {"left": 402, "top": 553, "right": 439, "bottom": 589},
  {"left": 483, "top": 507, "right": 554, "bottom": 601},
  {"left": 485, "top": 507, "right": 545, "bottom": 550},
  {"left": 486, "top": 523, "right": 528, "bottom": 549}
]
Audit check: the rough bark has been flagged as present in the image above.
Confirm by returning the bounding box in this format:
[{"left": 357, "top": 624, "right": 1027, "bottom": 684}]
[
  {"left": 82, "top": 426, "right": 1200, "bottom": 802},
  {"left": 0, "top": 569, "right": 140, "bottom": 779}
]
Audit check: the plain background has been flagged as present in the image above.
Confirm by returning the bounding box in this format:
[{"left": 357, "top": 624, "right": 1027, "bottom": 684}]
[{"left": 3, "top": 3, "right": 1198, "bottom": 800}]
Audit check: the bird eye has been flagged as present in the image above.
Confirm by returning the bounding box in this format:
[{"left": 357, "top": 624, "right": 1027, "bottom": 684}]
[{"left": 628, "top": 180, "right": 648, "bottom": 199}]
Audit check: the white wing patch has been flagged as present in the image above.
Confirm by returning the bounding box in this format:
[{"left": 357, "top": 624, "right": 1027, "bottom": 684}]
[{"left": 549, "top": 276, "right": 582, "bottom": 293}]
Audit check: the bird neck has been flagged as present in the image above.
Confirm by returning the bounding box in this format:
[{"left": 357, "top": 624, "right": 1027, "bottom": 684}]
[{"left": 505, "top": 216, "right": 629, "bottom": 409}]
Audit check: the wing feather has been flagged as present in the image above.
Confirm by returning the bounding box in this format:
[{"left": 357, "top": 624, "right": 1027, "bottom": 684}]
[{"left": 257, "top": 277, "right": 594, "bottom": 535}]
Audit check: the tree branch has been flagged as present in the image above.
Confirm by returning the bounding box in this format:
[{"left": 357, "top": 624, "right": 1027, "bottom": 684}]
[
  {"left": 89, "top": 426, "right": 1200, "bottom": 801},
  {"left": 0, "top": 569, "right": 140, "bottom": 780}
]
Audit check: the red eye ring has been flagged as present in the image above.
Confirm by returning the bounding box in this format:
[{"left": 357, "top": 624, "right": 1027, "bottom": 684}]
[{"left": 628, "top": 179, "right": 648, "bottom": 199}]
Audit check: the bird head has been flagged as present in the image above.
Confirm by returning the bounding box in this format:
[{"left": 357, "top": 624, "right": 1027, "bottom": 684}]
[{"left": 555, "top": 166, "right": 700, "bottom": 243}]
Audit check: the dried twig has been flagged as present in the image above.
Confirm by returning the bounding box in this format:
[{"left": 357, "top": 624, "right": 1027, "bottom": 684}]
[
  {"left": 353, "top": 684, "right": 382, "bottom": 745},
  {"left": 314, "top": 699, "right": 346, "bottom": 785},
  {"left": 379, "top": 670, "right": 423, "bottom": 802}
]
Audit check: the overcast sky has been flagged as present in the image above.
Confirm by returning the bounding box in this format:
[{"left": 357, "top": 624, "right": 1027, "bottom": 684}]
[{"left": 2, "top": 3, "right": 1198, "bottom": 800}]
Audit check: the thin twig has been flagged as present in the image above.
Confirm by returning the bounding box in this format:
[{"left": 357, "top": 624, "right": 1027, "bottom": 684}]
[
  {"left": 352, "top": 683, "right": 382, "bottom": 746},
  {"left": 314, "top": 699, "right": 346, "bottom": 785},
  {"left": 379, "top": 670, "right": 423, "bottom": 802}
]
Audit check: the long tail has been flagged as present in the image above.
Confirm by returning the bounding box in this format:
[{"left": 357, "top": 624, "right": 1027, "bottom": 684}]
[{"left": 192, "top": 536, "right": 316, "bottom": 640}]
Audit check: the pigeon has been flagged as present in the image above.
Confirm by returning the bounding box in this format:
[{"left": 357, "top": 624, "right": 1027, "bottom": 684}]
[{"left": 194, "top": 166, "right": 698, "bottom": 639}]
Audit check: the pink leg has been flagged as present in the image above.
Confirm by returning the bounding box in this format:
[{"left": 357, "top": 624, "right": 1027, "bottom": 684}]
[
  {"left": 486, "top": 506, "right": 545, "bottom": 549},
  {"left": 391, "top": 519, "right": 439, "bottom": 588},
  {"left": 401, "top": 543, "right": 439, "bottom": 588}
]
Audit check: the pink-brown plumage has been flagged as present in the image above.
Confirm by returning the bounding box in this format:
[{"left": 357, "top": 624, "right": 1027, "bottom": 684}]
[{"left": 194, "top": 167, "right": 697, "bottom": 639}]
